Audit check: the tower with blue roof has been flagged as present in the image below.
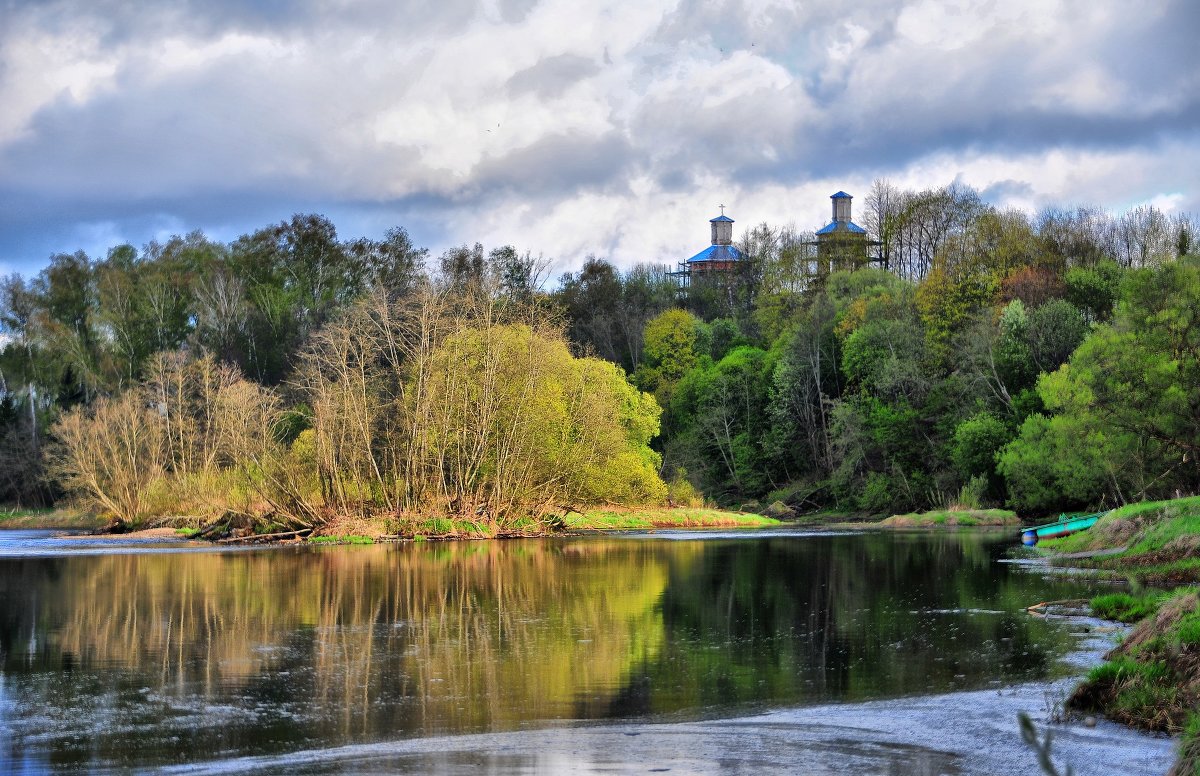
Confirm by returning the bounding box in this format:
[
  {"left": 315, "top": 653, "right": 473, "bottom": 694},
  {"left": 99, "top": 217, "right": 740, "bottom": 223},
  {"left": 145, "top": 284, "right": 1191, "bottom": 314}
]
[
  {"left": 815, "top": 191, "right": 870, "bottom": 272},
  {"left": 675, "top": 206, "right": 743, "bottom": 285}
]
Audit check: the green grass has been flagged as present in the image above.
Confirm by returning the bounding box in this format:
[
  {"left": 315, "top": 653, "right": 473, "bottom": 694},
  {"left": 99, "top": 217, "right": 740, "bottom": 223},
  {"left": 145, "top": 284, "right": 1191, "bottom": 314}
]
[
  {"left": 1128, "top": 513, "right": 1200, "bottom": 555},
  {"left": 1042, "top": 495, "right": 1200, "bottom": 555},
  {"left": 308, "top": 535, "right": 375, "bottom": 545},
  {"left": 879, "top": 508, "right": 1018, "bottom": 528},
  {"left": 1173, "top": 610, "right": 1200, "bottom": 646},
  {"left": 1070, "top": 588, "right": 1200, "bottom": 737},
  {"left": 0, "top": 507, "right": 103, "bottom": 529},
  {"left": 1090, "top": 591, "right": 1167, "bottom": 623},
  {"left": 565, "top": 508, "right": 779, "bottom": 530}
]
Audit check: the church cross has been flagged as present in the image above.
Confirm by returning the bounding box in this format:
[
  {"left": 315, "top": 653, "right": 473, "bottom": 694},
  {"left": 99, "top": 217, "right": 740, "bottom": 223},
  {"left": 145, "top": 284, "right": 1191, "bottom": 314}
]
[{"left": 719, "top": 204, "right": 726, "bottom": 216}]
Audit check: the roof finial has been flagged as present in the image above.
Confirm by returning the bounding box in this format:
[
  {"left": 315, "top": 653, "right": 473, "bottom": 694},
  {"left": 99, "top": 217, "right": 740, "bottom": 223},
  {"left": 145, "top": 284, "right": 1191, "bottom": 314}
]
[{"left": 719, "top": 203, "right": 726, "bottom": 216}]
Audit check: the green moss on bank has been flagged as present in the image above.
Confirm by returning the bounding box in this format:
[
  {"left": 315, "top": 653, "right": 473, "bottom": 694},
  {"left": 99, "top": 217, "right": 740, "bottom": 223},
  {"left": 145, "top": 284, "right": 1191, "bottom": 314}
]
[
  {"left": 879, "top": 508, "right": 1018, "bottom": 528},
  {"left": 565, "top": 508, "right": 778, "bottom": 530}
]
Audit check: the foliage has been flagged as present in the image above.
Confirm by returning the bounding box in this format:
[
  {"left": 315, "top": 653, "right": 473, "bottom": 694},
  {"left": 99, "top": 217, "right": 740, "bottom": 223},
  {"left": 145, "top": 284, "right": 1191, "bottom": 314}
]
[
  {"left": 7, "top": 188, "right": 1200, "bottom": 526},
  {"left": 1001, "top": 258, "right": 1200, "bottom": 511}
]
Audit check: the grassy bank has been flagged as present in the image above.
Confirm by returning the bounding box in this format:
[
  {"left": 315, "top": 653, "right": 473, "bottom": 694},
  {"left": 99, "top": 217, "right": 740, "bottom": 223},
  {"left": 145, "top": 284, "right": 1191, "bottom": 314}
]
[
  {"left": 879, "top": 508, "right": 1019, "bottom": 528},
  {"left": 563, "top": 507, "right": 778, "bottom": 530},
  {"left": 1039, "top": 496, "right": 1200, "bottom": 586},
  {"left": 1070, "top": 587, "right": 1200, "bottom": 775},
  {"left": 0, "top": 504, "right": 778, "bottom": 541},
  {"left": 0, "top": 507, "right": 103, "bottom": 530},
  {"left": 1034, "top": 496, "right": 1200, "bottom": 775}
]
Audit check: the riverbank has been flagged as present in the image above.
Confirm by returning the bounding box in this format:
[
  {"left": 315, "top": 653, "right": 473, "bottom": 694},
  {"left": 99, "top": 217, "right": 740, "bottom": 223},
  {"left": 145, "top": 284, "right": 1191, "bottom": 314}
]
[
  {"left": 2, "top": 505, "right": 777, "bottom": 543},
  {"left": 880, "top": 508, "right": 1020, "bottom": 528},
  {"left": 1033, "top": 495, "right": 1200, "bottom": 775},
  {"left": 0, "top": 507, "right": 102, "bottom": 530},
  {"left": 1039, "top": 495, "right": 1200, "bottom": 586},
  {"left": 1068, "top": 587, "right": 1200, "bottom": 776}
]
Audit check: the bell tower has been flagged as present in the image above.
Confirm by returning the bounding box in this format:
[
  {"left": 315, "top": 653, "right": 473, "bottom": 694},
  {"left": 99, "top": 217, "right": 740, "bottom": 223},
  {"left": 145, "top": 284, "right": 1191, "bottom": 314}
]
[{"left": 710, "top": 204, "right": 734, "bottom": 245}]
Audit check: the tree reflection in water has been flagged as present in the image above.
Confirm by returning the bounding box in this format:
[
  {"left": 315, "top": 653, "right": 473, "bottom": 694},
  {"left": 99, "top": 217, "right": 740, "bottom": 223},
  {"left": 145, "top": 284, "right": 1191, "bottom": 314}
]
[{"left": 0, "top": 531, "right": 1100, "bottom": 770}]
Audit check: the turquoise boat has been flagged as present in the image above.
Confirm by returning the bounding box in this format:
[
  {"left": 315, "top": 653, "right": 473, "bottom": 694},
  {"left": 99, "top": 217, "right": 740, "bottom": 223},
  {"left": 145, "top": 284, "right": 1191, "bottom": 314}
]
[{"left": 1020, "top": 512, "right": 1105, "bottom": 546}]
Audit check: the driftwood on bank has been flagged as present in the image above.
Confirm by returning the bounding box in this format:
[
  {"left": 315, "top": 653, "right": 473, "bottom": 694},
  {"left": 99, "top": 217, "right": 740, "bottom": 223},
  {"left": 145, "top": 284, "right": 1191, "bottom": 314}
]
[{"left": 216, "top": 528, "right": 312, "bottom": 544}]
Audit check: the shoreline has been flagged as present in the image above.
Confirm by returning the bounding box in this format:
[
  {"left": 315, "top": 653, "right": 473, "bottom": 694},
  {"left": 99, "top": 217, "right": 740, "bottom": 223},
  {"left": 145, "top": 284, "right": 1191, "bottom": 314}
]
[
  {"left": 1032, "top": 495, "right": 1200, "bottom": 775},
  {"left": 3, "top": 503, "right": 1033, "bottom": 543},
  {"left": 3, "top": 507, "right": 784, "bottom": 546}
]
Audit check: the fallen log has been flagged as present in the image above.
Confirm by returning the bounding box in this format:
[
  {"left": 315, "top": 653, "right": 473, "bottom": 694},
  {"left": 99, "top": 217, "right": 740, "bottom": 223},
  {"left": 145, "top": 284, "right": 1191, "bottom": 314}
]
[{"left": 216, "top": 528, "right": 311, "bottom": 544}]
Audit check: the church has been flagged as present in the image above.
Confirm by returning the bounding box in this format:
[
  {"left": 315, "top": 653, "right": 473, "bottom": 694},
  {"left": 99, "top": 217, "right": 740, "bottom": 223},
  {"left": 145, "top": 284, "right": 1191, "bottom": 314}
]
[
  {"left": 673, "top": 192, "right": 876, "bottom": 283},
  {"left": 671, "top": 207, "right": 744, "bottom": 286}
]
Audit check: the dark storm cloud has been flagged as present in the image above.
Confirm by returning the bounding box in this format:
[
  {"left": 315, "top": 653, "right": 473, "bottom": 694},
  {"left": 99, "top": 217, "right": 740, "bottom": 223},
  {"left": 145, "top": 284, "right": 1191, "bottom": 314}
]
[{"left": 469, "top": 131, "right": 635, "bottom": 196}]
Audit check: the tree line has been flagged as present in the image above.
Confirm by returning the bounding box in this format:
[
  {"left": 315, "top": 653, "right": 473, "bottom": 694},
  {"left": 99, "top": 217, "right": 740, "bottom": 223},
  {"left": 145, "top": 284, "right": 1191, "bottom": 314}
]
[{"left": 1, "top": 182, "right": 1197, "bottom": 523}]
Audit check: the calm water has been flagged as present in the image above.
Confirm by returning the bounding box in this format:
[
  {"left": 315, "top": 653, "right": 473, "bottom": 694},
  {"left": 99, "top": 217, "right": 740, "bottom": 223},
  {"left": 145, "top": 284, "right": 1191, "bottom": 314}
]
[{"left": 0, "top": 528, "right": 1109, "bottom": 772}]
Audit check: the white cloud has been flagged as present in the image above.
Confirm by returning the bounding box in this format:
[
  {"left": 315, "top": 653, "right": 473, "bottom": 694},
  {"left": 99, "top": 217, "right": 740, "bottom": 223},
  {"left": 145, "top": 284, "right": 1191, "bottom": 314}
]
[{"left": 0, "top": 0, "right": 1195, "bottom": 276}]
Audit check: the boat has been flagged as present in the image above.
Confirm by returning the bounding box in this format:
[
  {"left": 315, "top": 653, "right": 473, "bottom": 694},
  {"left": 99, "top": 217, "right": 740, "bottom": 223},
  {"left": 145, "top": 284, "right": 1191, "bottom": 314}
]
[{"left": 1020, "top": 512, "right": 1106, "bottom": 546}]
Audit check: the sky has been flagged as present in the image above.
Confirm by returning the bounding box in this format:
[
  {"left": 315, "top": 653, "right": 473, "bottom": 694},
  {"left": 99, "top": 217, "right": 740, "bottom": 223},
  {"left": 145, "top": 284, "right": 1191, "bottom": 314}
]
[{"left": 1, "top": 0, "right": 1198, "bottom": 278}]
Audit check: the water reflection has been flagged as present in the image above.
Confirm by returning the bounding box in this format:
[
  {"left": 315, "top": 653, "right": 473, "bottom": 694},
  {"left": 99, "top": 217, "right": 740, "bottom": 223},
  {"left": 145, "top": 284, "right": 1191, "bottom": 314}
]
[{"left": 0, "top": 530, "right": 1101, "bottom": 770}]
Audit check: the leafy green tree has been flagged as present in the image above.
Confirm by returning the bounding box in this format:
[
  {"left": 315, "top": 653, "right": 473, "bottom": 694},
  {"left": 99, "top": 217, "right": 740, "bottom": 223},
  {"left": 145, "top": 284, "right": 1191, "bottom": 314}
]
[
  {"left": 999, "top": 258, "right": 1200, "bottom": 509},
  {"left": 765, "top": 296, "right": 840, "bottom": 481},
  {"left": 668, "top": 346, "right": 774, "bottom": 497},
  {"left": 951, "top": 412, "right": 1012, "bottom": 501},
  {"left": 1026, "top": 299, "right": 1087, "bottom": 374},
  {"left": 1064, "top": 260, "right": 1123, "bottom": 323},
  {"left": 556, "top": 256, "right": 624, "bottom": 364},
  {"left": 915, "top": 265, "right": 996, "bottom": 370},
  {"left": 634, "top": 309, "right": 708, "bottom": 401}
]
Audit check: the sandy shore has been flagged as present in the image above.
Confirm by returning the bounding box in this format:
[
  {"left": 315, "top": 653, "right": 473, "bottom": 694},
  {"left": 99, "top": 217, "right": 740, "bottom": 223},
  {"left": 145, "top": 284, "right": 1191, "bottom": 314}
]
[{"left": 53, "top": 527, "right": 186, "bottom": 540}]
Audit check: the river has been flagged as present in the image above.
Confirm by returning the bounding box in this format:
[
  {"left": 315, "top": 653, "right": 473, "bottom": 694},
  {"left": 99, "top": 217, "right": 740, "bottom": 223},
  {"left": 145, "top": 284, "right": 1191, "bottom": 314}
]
[{"left": 0, "top": 528, "right": 1176, "bottom": 773}]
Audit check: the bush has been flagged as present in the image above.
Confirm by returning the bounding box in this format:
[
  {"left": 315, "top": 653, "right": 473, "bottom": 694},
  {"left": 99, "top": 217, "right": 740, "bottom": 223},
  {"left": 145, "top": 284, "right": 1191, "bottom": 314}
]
[{"left": 667, "top": 467, "right": 704, "bottom": 508}]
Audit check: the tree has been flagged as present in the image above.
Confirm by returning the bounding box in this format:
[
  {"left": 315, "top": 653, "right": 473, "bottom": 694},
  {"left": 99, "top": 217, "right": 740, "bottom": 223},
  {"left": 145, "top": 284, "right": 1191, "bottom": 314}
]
[
  {"left": 951, "top": 412, "right": 1012, "bottom": 501},
  {"left": 766, "top": 296, "right": 840, "bottom": 481},
  {"left": 47, "top": 391, "right": 166, "bottom": 527},
  {"left": 1064, "top": 261, "right": 1123, "bottom": 323},
  {"left": 1026, "top": 299, "right": 1087, "bottom": 374},
  {"left": 669, "top": 346, "right": 774, "bottom": 496},
  {"left": 999, "top": 258, "right": 1200, "bottom": 508},
  {"left": 635, "top": 309, "right": 707, "bottom": 400},
  {"left": 347, "top": 225, "right": 427, "bottom": 297},
  {"left": 556, "top": 256, "right": 623, "bottom": 364},
  {"left": 915, "top": 264, "right": 996, "bottom": 371}
]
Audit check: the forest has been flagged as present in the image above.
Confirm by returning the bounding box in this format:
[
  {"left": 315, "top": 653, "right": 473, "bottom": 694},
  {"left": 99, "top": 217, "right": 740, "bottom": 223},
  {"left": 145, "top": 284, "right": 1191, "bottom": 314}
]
[{"left": 1, "top": 181, "right": 1198, "bottom": 530}]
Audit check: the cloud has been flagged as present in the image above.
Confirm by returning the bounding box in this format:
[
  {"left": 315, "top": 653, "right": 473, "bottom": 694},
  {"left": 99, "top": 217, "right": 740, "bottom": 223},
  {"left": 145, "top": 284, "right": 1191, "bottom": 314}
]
[
  {"left": 506, "top": 54, "right": 601, "bottom": 99},
  {"left": 0, "top": 0, "right": 1196, "bottom": 276}
]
